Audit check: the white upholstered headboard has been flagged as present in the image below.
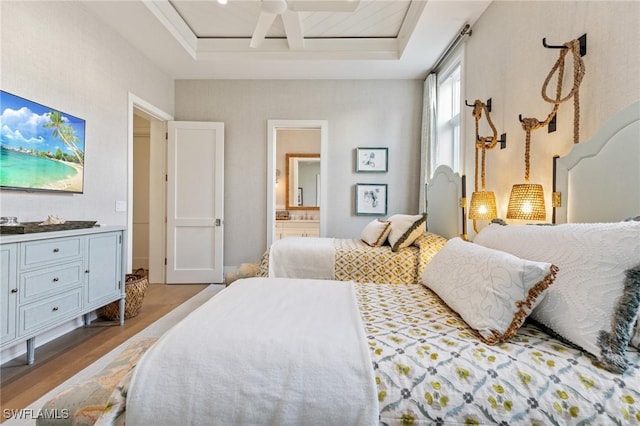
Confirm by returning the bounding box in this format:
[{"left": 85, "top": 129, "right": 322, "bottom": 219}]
[
  {"left": 555, "top": 101, "right": 640, "bottom": 223},
  {"left": 426, "top": 165, "right": 464, "bottom": 239}
]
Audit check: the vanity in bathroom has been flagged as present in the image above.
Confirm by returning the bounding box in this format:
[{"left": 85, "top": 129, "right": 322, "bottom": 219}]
[{"left": 274, "top": 219, "right": 320, "bottom": 240}]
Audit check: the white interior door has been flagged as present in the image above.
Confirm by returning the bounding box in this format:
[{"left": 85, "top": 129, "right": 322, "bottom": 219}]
[{"left": 167, "top": 121, "right": 224, "bottom": 284}]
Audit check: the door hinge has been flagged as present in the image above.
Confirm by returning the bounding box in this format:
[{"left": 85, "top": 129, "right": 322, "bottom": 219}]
[
  {"left": 215, "top": 218, "right": 222, "bottom": 226},
  {"left": 165, "top": 174, "right": 168, "bottom": 182},
  {"left": 164, "top": 258, "right": 167, "bottom": 265},
  {"left": 119, "top": 235, "right": 122, "bottom": 244},
  {"left": 166, "top": 132, "right": 168, "bottom": 140}
]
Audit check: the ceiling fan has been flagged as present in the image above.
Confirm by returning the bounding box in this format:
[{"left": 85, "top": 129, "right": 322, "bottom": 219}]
[{"left": 250, "top": 0, "right": 360, "bottom": 49}]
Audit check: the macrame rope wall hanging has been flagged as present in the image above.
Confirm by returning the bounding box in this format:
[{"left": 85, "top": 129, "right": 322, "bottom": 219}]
[
  {"left": 507, "top": 35, "right": 586, "bottom": 221},
  {"left": 467, "top": 98, "right": 506, "bottom": 232}
]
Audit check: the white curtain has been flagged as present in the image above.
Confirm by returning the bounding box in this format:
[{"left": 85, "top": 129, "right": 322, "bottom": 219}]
[{"left": 419, "top": 73, "right": 437, "bottom": 214}]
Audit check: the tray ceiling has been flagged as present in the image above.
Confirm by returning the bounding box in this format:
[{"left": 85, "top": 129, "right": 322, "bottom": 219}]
[{"left": 81, "top": 0, "right": 492, "bottom": 79}]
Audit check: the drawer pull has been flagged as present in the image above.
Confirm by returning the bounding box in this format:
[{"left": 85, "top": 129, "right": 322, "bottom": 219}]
[
  {"left": 11, "top": 288, "right": 18, "bottom": 293},
  {"left": 52, "top": 277, "right": 59, "bottom": 282},
  {"left": 53, "top": 248, "right": 60, "bottom": 253},
  {"left": 85, "top": 270, "right": 90, "bottom": 274},
  {"left": 52, "top": 307, "right": 59, "bottom": 311}
]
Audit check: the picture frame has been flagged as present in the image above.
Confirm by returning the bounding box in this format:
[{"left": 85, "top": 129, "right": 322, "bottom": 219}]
[
  {"left": 356, "top": 147, "right": 388, "bottom": 173},
  {"left": 355, "top": 183, "right": 387, "bottom": 216}
]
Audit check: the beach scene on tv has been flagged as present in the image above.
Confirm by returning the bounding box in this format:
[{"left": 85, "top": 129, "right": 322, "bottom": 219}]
[{"left": 0, "top": 91, "right": 85, "bottom": 193}]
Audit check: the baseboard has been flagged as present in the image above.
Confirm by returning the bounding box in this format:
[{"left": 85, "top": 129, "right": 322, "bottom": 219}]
[{"left": 0, "top": 312, "right": 98, "bottom": 365}]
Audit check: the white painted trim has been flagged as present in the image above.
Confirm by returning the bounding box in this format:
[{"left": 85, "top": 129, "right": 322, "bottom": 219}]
[
  {"left": 1, "top": 317, "right": 85, "bottom": 364},
  {"left": 142, "top": 0, "right": 198, "bottom": 59},
  {"left": 127, "top": 93, "right": 173, "bottom": 277},
  {"left": 267, "top": 120, "right": 328, "bottom": 248},
  {"left": 396, "top": 0, "right": 427, "bottom": 58},
  {"left": 197, "top": 38, "right": 400, "bottom": 59}
]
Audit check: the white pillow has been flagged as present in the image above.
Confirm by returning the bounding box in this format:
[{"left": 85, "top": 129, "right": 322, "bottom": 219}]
[
  {"left": 422, "top": 237, "right": 557, "bottom": 344},
  {"left": 387, "top": 214, "right": 426, "bottom": 252},
  {"left": 360, "top": 219, "right": 391, "bottom": 247},
  {"left": 474, "top": 222, "right": 640, "bottom": 373}
]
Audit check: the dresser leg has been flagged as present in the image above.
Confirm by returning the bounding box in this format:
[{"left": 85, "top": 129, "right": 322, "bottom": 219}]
[
  {"left": 26, "top": 337, "right": 35, "bottom": 365},
  {"left": 119, "top": 297, "right": 125, "bottom": 325}
]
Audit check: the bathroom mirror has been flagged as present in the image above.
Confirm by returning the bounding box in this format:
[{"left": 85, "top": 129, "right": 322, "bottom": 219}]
[{"left": 286, "top": 153, "right": 320, "bottom": 210}]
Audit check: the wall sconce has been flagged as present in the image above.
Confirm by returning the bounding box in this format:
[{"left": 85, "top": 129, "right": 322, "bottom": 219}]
[
  {"left": 506, "top": 183, "right": 546, "bottom": 220},
  {"left": 506, "top": 35, "right": 585, "bottom": 222},
  {"left": 469, "top": 190, "right": 497, "bottom": 220},
  {"left": 466, "top": 99, "right": 500, "bottom": 228},
  {"left": 507, "top": 118, "right": 546, "bottom": 221}
]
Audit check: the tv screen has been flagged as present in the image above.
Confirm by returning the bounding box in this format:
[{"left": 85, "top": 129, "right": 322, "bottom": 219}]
[{"left": 0, "top": 90, "right": 86, "bottom": 193}]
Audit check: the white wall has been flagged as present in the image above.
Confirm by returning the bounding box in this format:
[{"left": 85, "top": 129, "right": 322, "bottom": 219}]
[
  {"left": 175, "top": 80, "right": 423, "bottom": 266},
  {"left": 0, "top": 1, "right": 174, "bottom": 226},
  {"left": 462, "top": 1, "right": 640, "bottom": 235}
]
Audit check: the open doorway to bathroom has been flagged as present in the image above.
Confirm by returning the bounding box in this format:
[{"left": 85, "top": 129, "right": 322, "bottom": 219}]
[{"left": 267, "top": 120, "right": 328, "bottom": 247}]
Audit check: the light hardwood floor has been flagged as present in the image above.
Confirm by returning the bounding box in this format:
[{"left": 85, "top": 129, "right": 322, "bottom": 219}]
[{"left": 0, "top": 283, "right": 209, "bottom": 422}]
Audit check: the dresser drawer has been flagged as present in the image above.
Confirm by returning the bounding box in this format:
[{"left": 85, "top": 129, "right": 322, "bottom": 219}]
[
  {"left": 20, "top": 261, "right": 84, "bottom": 303},
  {"left": 21, "top": 237, "right": 83, "bottom": 269},
  {"left": 19, "top": 288, "right": 83, "bottom": 336}
]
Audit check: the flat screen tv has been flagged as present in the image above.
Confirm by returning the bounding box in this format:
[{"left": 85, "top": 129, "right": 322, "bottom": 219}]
[{"left": 0, "top": 90, "right": 86, "bottom": 194}]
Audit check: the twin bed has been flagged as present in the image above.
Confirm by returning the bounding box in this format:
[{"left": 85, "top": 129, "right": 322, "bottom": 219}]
[
  {"left": 40, "top": 101, "right": 639, "bottom": 425},
  {"left": 256, "top": 164, "right": 462, "bottom": 284}
]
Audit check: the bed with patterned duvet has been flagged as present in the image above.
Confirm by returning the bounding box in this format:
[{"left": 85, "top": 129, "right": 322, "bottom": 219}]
[
  {"left": 41, "top": 220, "right": 640, "bottom": 426},
  {"left": 258, "top": 214, "right": 448, "bottom": 285}
]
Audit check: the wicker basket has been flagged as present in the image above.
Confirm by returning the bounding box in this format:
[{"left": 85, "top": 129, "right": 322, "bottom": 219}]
[{"left": 99, "top": 268, "right": 148, "bottom": 320}]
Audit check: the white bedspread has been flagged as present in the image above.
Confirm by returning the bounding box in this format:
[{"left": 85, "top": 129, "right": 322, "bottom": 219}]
[
  {"left": 126, "top": 277, "right": 378, "bottom": 426},
  {"left": 268, "top": 237, "right": 335, "bottom": 279}
]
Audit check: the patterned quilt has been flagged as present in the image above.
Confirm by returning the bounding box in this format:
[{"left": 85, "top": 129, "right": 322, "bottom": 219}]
[
  {"left": 356, "top": 283, "right": 640, "bottom": 425},
  {"left": 258, "top": 232, "right": 447, "bottom": 284}
]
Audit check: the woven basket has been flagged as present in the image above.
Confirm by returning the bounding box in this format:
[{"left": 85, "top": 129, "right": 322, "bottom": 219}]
[{"left": 99, "top": 268, "right": 148, "bottom": 320}]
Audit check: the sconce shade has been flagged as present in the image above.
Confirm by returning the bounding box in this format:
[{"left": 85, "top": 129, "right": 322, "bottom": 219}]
[
  {"left": 506, "top": 183, "right": 546, "bottom": 221},
  {"left": 469, "top": 191, "right": 498, "bottom": 220}
]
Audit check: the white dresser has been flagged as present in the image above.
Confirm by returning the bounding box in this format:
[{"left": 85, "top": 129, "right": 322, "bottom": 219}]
[
  {"left": 0, "top": 226, "right": 126, "bottom": 364},
  {"left": 275, "top": 220, "right": 320, "bottom": 240}
]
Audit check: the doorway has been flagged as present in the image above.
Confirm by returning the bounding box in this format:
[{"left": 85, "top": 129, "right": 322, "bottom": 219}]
[
  {"left": 132, "top": 112, "right": 151, "bottom": 272},
  {"left": 266, "top": 120, "right": 328, "bottom": 247},
  {"left": 128, "top": 94, "right": 173, "bottom": 283}
]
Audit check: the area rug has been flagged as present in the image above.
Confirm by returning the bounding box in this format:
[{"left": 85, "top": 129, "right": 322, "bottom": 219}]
[{"left": 3, "top": 284, "right": 225, "bottom": 426}]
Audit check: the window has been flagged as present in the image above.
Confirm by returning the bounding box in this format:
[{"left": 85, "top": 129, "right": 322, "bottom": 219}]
[{"left": 431, "top": 59, "right": 462, "bottom": 175}]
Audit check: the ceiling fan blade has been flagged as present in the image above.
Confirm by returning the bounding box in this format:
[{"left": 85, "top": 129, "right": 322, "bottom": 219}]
[
  {"left": 250, "top": 11, "right": 278, "bottom": 48},
  {"left": 281, "top": 10, "right": 304, "bottom": 50},
  {"left": 286, "top": 0, "right": 360, "bottom": 13}
]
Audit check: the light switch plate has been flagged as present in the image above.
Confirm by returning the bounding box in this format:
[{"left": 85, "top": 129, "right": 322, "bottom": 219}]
[{"left": 115, "top": 200, "right": 127, "bottom": 212}]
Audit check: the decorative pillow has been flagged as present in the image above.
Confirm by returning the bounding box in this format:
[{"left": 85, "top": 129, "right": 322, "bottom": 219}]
[
  {"left": 632, "top": 321, "right": 640, "bottom": 349},
  {"left": 422, "top": 237, "right": 557, "bottom": 345},
  {"left": 413, "top": 232, "right": 448, "bottom": 279},
  {"left": 387, "top": 214, "right": 427, "bottom": 252},
  {"left": 360, "top": 219, "right": 391, "bottom": 247},
  {"left": 474, "top": 222, "right": 640, "bottom": 373},
  {"left": 625, "top": 264, "right": 640, "bottom": 350}
]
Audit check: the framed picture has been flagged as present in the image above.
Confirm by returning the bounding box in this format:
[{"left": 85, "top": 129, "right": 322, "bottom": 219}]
[
  {"left": 356, "top": 147, "right": 388, "bottom": 172},
  {"left": 355, "top": 183, "right": 387, "bottom": 216}
]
